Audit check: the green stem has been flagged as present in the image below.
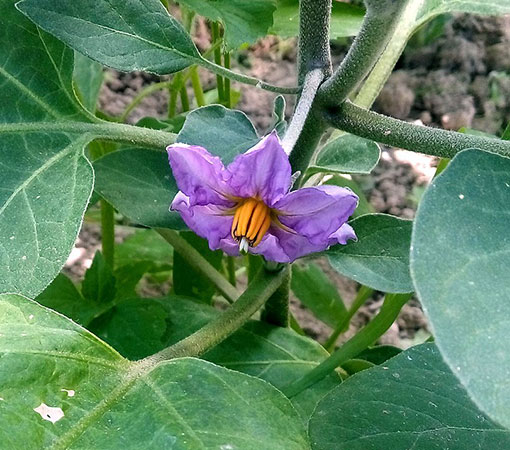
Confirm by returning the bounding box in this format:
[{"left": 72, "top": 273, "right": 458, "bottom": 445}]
[
  {"left": 119, "top": 81, "right": 173, "bottom": 123},
  {"left": 157, "top": 228, "right": 239, "bottom": 303},
  {"left": 100, "top": 199, "right": 115, "bottom": 268},
  {"left": 326, "top": 101, "right": 510, "bottom": 159},
  {"left": 142, "top": 266, "right": 289, "bottom": 362},
  {"left": 168, "top": 85, "right": 177, "bottom": 118},
  {"left": 318, "top": 0, "right": 406, "bottom": 105},
  {"left": 226, "top": 256, "right": 236, "bottom": 286},
  {"left": 324, "top": 285, "right": 373, "bottom": 352},
  {"left": 261, "top": 266, "right": 290, "bottom": 327},
  {"left": 223, "top": 51, "right": 231, "bottom": 108},
  {"left": 190, "top": 66, "right": 206, "bottom": 107},
  {"left": 179, "top": 83, "right": 190, "bottom": 112},
  {"left": 284, "top": 292, "right": 411, "bottom": 397},
  {"left": 211, "top": 22, "right": 225, "bottom": 103}
]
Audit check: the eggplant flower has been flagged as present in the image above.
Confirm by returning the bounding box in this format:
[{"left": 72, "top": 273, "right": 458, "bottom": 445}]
[{"left": 167, "top": 131, "right": 358, "bottom": 263}]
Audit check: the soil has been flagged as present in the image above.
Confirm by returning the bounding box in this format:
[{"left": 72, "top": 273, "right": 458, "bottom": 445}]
[{"left": 67, "top": 13, "right": 509, "bottom": 349}]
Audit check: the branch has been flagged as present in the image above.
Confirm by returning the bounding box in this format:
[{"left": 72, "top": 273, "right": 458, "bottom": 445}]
[
  {"left": 141, "top": 266, "right": 289, "bottom": 363},
  {"left": 298, "top": 0, "right": 332, "bottom": 83},
  {"left": 326, "top": 101, "right": 510, "bottom": 159},
  {"left": 318, "top": 0, "right": 406, "bottom": 105}
]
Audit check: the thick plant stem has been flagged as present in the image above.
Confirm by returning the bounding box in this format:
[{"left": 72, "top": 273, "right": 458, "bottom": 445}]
[
  {"left": 190, "top": 66, "right": 206, "bottom": 107},
  {"left": 282, "top": 69, "right": 324, "bottom": 155},
  {"left": 143, "top": 266, "right": 289, "bottom": 363},
  {"left": 261, "top": 267, "right": 290, "bottom": 327},
  {"left": 211, "top": 22, "right": 225, "bottom": 103},
  {"left": 100, "top": 199, "right": 115, "bottom": 268},
  {"left": 326, "top": 101, "right": 510, "bottom": 159},
  {"left": 318, "top": 0, "right": 406, "bottom": 105},
  {"left": 324, "top": 285, "right": 373, "bottom": 352},
  {"left": 298, "top": 0, "right": 332, "bottom": 83},
  {"left": 284, "top": 293, "right": 412, "bottom": 397},
  {"left": 157, "top": 229, "right": 239, "bottom": 303}
]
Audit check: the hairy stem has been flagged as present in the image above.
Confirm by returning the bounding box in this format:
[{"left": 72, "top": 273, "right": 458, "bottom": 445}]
[
  {"left": 284, "top": 293, "right": 411, "bottom": 397},
  {"left": 326, "top": 101, "right": 510, "bottom": 159},
  {"left": 143, "top": 266, "right": 289, "bottom": 362},
  {"left": 319, "top": 0, "right": 406, "bottom": 105},
  {"left": 157, "top": 228, "right": 239, "bottom": 303},
  {"left": 298, "top": 0, "right": 332, "bottom": 83}
]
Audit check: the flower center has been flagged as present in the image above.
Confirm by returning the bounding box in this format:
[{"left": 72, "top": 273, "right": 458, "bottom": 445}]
[{"left": 231, "top": 198, "right": 271, "bottom": 250}]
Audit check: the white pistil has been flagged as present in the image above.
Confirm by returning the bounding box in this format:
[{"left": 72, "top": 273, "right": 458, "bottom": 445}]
[{"left": 239, "top": 237, "right": 249, "bottom": 253}]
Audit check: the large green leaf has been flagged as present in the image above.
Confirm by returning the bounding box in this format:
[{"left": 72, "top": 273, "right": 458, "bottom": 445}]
[
  {"left": 0, "top": 1, "right": 93, "bottom": 297},
  {"left": 93, "top": 148, "right": 185, "bottom": 229},
  {"left": 309, "top": 344, "right": 510, "bottom": 450},
  {"left": 178, "top": 0, "right": 276, "bottom": 50},
  {"left": 177, "top": 105, "right": 259, "bottom": 165},
  {"left": 73, "top": 52, "right": 103, "bottom": 113},
  {"left": 0, "top": 294, "right": 309, "bottom": 448},
  {"left": 271, "top": 0, "right": 365, "bottom": 39},
  {"left": 309, "top": 134, "right": 380, "bottom": 175},
  {"left": 328, "top": 214, "right": 413, "bottom": 293},
  {"left": 92, "top": 296, "right": 341, "bottom": 421},
  {"left": 417, "top": 0, "right": 510, "bottom": 24},
  {"left": 411, "top": 149, "right": 510, "bottom": 429},
  {"left": 291, "top": 262, "right": 348, "bottom": 329},
  {"left": 17, "top": 0, "right": 200, "bottom": 74}
]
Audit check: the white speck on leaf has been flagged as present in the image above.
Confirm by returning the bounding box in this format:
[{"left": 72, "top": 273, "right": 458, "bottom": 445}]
[
  {"left": 383, "top": 130, "right": 391, "bottom": 135},
  {"left": 21, "top": 255, "right": 27, "bottom": 261},
  {"left": 28, "top": 314, "right": 34, "bottom": 320},
  {"left": 33, "top": 403, "right": 64, "bottom": 424},
  {"left": 9, "top": 236, "right": 14, "bottom": 240},
  {"left": 0, "top": 397, "right": 4, "bottom": 401},
  {"left": 220, "top": 445, "right": 235, "bottom": 450},
  {"left": 61, "top": 389, "right": 75, "bottom": 397},
  {"left": 458, "top": 194, "right": 465, "bottom": 199}
]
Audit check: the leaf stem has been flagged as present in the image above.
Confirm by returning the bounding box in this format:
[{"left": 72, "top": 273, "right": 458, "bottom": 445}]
[
  {"left": 326, "top": 101, "right": 510, "bottom": 159},
  {"left": 284, "top": 292, "right": 411, "bottom": 397},
  {"left": 261, "top": 266, "right": 290, "bottom": 327},
  {"left": 223, "top": 51, "right": 231, "bottom": 108},
  {"left": 226, "top": 256, "right": 236, "bottom": 286},
  {"left": 142, "top": 266, "right": 289, "bottom": 363},
  {"left": 211, "top": 22, "right": 225, "bottom": 103},
  {"left": 179, "top": 82, "right": 190, "bottom": 112},
  {"left": 119, "top": 80, "right": 173, "bottom": 123},
  {"left": 190, "top": 66, "right": 206, "bottom": 107},
  {"left": 157, "top": 228, "right": 239, "bottom": 303},
  {"left": 324, "top": 285, "right": 373, "bottom": 352},
  {"left": 100, "top": 199, "right": 115, "bottom": 268}
]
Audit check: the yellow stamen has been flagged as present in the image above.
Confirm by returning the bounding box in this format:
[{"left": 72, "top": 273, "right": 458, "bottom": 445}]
[{"left": 231, "top": 198, "right": 271, "bottom": 248}]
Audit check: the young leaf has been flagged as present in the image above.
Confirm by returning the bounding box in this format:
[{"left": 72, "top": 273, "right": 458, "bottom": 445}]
[
  {"left": 309, "top": 344, "right": 510, "bottom": 450},
  {"left": 93, "top": 148, "right": 185, "bottom": 230},
  {"left": 0, "top": 294, "right": 308, "bottom": 449},
  {"left": 17, "top": 0, "right": 201, "bottom": 74},
  {"left": 328, "top": 214, "right": 414, "bottom": 293},
  {"left": 82, "top": 251, "right": 116, "bottom": 303},
  {"left": 291, "top": 262, "right": 348, "bottom": 329},
  {"left": 178, "top": 0, "right": 277, "bottom": 50},
  {"left": 309, "top": 134, "right": 381, "bottom": 175},
  {"left": 0, "top": 0, "right": 93, "bottom": 297},
  {"left": 73, "top": 52, "right": 103, "bottom": 113},
  {"left": 172, "top": 232, "right": 224, "bottom": 304},
  {"left": 411, "top": 149, "right": 510, "bottom": 429},
  {"left": 177, "top": 105, "right": 259, "bottom": 164}
]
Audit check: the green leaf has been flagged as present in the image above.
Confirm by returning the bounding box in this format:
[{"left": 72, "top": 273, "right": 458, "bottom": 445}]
[
  {"left": 328, "top": 214, "right": 413, "bottom": 293},
  {"left": 411, "top": 149, "right": 510, "bottom": 428},
  {"left": 271, "top": 0, "right": 365, "bottom": 39},
  {"left": 93, "top": 295, "right": 341, "bottom": 421},
  {"left": 324, "top": 175, "right": 374, "bottom": 218},
  {"left": 178, "top": 0, "right": 276, "bottom": 50},
  {"left": 0, "top": 294, "right": 308, "bottom": 449},
  {"left": 291, "top": 262, "right": 348, "bottom": 329},
  {"left": 272, "top": 95, "right": 287, "bottom": 137},
  {"left": 17, "top": 0, "right": 201, "bottom": 74},
  {"left": 310, "top": 134, "right": 381, "bottom": 175},
  {"left": 0, "top": 0, "right": 93, "bottom": 297},
  {"left": 82, "top": 251, "right": 116, "bottom": 303},
  {"left": 173, "top": 232, "right": 224, "bottom": 304},
  {"left": 73, "top": 52, "right": 103, "bottom": 113},
  {"left": 135, "top": 115, "right": 187, "bottom": 134},
  {"left": 309, "top": 344, "right": 510, "bottom": 450},
  {"left": 93, "top": 148, "right": 185, "bottom": 229},
  {"left": 355, "top": 344, "right": 402, "bottom": 365},
  {"left": 177, "top": 105, "right": 259, "bottom": 164}
]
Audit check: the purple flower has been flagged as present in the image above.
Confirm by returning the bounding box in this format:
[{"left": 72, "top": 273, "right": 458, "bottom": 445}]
[{"left": 167, "top": 131, "right": 358, "bottom": 263}]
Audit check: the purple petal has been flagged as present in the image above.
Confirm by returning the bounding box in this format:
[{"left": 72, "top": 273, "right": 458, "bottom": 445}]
[
  {"left": 171, "top": 192, "right": 233, "bottom": 250},
  {"left": 274, "top": 185, "right": 358, "bottom": 246},
  {"left": 225, "top": 131, "right": 291, "bottom": 206},
  {"left": 167, "top": 143, "right": 233, "bottom": 207},
  {"left": 329, "top": 223, "right": 357, "bottom": 245},
  {"left": 250, "top": 232, "right": 292, "bottom": 263}
]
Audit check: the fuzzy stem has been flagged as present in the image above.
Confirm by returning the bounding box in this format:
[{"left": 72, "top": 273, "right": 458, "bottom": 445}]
[
  {"left": 326, "top": 101, "right": 510, "bottom": 159},
  {"left": 190, "top": 66, "right": 206, "bottom": 107},
  {"left": 284, "top": 293, "right": 411, "bottom": 397},
  {"left": 143, "top": 266, "right": 289, "bottom": 362},
  {"left": 318, "top": 0, "right": 406, "bottom": 105},
  {"left": 157, "top": 229, "right": 239, "bottom": 303}
]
